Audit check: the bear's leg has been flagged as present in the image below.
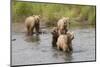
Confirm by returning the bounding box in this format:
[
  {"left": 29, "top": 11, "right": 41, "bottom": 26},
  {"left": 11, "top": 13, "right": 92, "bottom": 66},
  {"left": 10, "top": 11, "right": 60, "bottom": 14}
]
[
  {"left": 57, "top": 44, "right": 60, "bottom": 50},
  {"left": 57, "top": 44, "right": 63, "bottom": 51},
  {"left": 35, "top": 23, "right": 40, "bottom": 35},
  {"left": 26, "top": 25, "right": 30, "bottom": 36},
  {"left": 29, "top": 26, "right": 34, "bottom": 36},
  {"left": 63, "top": 46, "right": 67, "bottom": 52},
  {"left": 63, "top": 45, "right": 70, "bottom": 52},
  {"left": 69, "top": 43, "right": 73, "bottom": 51},
  {"left": 52, "top": 39, "right": 57, "bottom": 47},
  {"left": 52, "top": 35, "right": 58, "bottom": 47}
]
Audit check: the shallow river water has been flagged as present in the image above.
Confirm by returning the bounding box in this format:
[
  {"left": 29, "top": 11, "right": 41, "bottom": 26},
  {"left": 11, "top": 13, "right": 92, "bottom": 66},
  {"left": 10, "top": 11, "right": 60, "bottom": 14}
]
[{"left": 11, "top": 24, "right": 96, "bottom": 66}]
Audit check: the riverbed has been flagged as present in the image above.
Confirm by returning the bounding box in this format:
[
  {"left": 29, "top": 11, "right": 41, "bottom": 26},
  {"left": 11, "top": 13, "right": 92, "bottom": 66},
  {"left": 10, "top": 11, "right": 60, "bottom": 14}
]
[{"left": 11, "top": 23, "right": 96, "bottom": 66}]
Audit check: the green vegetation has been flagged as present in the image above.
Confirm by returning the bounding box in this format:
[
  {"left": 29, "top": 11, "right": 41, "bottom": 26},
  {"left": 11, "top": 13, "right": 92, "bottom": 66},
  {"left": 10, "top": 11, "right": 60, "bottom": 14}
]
[{"left": 12, "top": 1, "right": 96, "bottom": 27}]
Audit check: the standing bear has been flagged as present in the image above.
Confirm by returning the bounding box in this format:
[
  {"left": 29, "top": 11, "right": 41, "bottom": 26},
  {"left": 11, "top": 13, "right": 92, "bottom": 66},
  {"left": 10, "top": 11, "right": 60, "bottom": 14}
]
[
  {"left": 57, "top": 17, "right": 69, "bottom": 35},
  {"left": 56, "top": 31, "right": 74, "bottom": 52},
  {"left": 51, "top": 27, "right": 59, "bottom": 47},
  {"left": 25, "top": 15, "right": 40, "bottom": 35}
]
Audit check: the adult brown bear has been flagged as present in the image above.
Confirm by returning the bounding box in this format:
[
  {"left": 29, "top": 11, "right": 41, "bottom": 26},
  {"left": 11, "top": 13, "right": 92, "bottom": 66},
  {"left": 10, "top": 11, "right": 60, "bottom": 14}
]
[
  {"left": 25, "top": 15, "right": 40, "bottom": 35},
  {"left": 56, "top": 31, "right": 74, "bottom": 52},
  {"left": 57, "top": 17, "right": 69, "bottom": 35}
]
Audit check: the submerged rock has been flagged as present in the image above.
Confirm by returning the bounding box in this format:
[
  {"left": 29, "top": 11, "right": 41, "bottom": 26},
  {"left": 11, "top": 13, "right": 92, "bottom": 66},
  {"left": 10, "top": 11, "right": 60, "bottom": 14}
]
[{"left": 12, "top": 39, "right": 16, "bottom": 41}]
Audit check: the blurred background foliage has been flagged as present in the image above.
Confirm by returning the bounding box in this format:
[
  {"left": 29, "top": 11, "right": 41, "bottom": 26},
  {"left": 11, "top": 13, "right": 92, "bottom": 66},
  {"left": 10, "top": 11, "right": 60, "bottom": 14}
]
[{"left": 12, "top": 0, "right": 96, "bottom": 27}]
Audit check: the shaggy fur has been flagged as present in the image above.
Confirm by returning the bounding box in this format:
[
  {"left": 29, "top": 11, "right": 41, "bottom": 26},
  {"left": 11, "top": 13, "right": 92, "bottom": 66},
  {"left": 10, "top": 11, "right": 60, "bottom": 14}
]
[
  {"left": 25, "top": 15, "right": 40, "bottom": 35},
  {"left": 51, "top": 27, "right": 59, "bottom": 47},
  {"left": 57, "top": 17, "right": 69, "bottom": 35},
  {"left": 56, "top": 31, "right": 74, "bottom": 52}
]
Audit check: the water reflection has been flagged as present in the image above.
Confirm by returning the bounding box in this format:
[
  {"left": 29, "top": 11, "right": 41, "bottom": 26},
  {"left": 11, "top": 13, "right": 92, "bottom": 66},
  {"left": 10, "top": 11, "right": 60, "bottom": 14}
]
[
  {"left": 24, "top": 35, "right": 40, "bottom": 42},
  {"left": 52, "top": 47, "right": 73, "bottom": 62},
  {"left": 12, "top": 27, "right": 96, "bottom": 65}
]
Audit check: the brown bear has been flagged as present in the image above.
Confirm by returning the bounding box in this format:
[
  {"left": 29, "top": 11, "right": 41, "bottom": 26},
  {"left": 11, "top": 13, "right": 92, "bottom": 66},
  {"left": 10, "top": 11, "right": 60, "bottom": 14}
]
[
  {"left": 57, "top": 17, "right": 69, "bottom": 35},
  {"left": 56, "top": 31, "right": 74, "bottom": 52},
  {"left": 51, "top": 27, "right": 59, "bottom": 47},
  {"left": 25, "top": 15, "right": 40, "bottom": 35},
  {"left": 66, "top": 31, "right": 74, "bottom": 51}
]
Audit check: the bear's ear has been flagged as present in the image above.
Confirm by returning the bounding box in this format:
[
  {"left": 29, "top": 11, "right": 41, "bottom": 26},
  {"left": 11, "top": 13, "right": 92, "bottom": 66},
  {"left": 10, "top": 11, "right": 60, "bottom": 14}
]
[{"left": 38, "top": 15, "right": 41, "bottom": 18}]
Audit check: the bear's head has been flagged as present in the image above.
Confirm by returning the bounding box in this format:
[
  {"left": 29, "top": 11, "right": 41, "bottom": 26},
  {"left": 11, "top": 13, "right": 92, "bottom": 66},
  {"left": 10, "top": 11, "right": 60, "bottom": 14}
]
[
  {"left": 32, "top": 15, "right": 41, "bottom": 23},
  {"left": 51, "top": 27, "right": 59, "bottom": 38},
  {"left": 62, "top": 17, "right": 70, "bottom": 28}
]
